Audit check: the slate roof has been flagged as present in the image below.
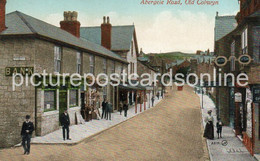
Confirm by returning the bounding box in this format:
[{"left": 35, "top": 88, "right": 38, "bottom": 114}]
[
  {"left": 215, "top": 15, "right": 237, "bottom": 41},
  {"left": 80, "top": 25, "right": 135, "bottom": 51},
  {"left": 138, "top": 56, "right": 149, "bottom": 62},
  {"left": 0, "top": 11, "right": 128, "bottom": 63}
]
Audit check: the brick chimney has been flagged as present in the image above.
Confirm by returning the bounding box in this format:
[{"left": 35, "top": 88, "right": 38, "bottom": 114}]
[
  {"left": 101, "top": 16, "right": 112, "bottom": 50},
  {"left": 60, "top": 11, "right": 81, "bottom": 38},
  {"left": 0, "top": 0, "right": 7, "bottom": 33}
]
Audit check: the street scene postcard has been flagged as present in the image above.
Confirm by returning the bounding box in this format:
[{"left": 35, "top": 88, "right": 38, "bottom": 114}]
[{"left": 0, "top": 0, "right": 259, "bottom": 161}]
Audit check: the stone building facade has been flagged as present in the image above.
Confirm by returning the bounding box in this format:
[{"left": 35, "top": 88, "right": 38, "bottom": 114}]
[{"left": 0, "top": 3, "right": 128, "bottom": 148}]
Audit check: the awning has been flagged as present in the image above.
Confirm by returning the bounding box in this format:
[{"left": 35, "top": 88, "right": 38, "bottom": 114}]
[{"left": 118, "top": 84, "right": 146, "bottom": 90}]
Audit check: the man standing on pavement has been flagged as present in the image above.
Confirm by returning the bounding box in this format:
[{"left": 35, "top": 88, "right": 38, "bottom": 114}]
[
  {"left": 151, "top": 95, "right": 155, "bottom": 107},
  {"left": 123, "top": 102, "right": 129, "bottom": 117},
  {"left": 106, "top": 101, "right": 113, "bottom": 120},
  {"left": 21, "top": 115, "right": 34, "bottom": 155},
  {"left": 60, "top": 110, "right": 71, "bottom": 141},
  {"left": 101, "top": 99, "right": 107, "bottom": 119}
]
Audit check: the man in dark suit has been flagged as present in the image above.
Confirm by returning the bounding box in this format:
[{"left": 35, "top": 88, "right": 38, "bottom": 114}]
[
  {"left": 101, "top": 99, "right": 107, "bottom": 119},
  {"left": 60, "top": 110, "right": 71, "bottom": 140},
  {"left": 21, "top": 115, "right": 34, "bottom": 155}
]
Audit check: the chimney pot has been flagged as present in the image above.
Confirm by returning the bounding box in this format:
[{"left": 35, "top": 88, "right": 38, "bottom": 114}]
[
  {"left": 101, "top": 16, "right": 112, "bottom": 50},
  {"left": 71, "top": 11, "right": 78, "bottom": 21},
  {"left": 60, "top": 11, "right": 81, "bottom": 37},
  {"left": 103, "top": 16, "right": 106, "bottom": 24},
  {"left": 107, "top": 16, "right": 110, "bottom": 24}
]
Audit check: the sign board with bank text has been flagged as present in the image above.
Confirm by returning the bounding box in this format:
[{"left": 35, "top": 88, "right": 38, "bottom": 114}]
[{"left": 5, "top": 67, "right": 34, "bottom": 76}]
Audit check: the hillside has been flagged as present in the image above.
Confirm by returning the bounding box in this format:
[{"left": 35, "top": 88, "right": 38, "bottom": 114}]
[{"left": 146, "top": 52, "right": 196, "bottom": 61}]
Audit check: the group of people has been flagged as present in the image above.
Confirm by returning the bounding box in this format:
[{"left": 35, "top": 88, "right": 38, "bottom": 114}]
[
  {"left": 203, "top": 110, "right": 223, "bottom": 140},
  {"left": 101, "top": 99, "right": 113, "bottom": 120},
  {"left": 119, "top": 101, "right": 129, "bottom": 117}
]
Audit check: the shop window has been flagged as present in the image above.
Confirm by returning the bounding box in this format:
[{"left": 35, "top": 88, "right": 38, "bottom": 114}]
[
  {"left": 76, "top": 52, "right": 82, "bottom": 74},
  {"left": 44, "top": 90, "right": 56, "bottom": 112},
  {"left": 70, "top": 89, "right": 78, "bottom": 107},
  {"left": 90, "top": 55, "right": 95, "bottom": 74},
  {"left": 54, "top": 46, "right": 62, "bottom": 73}
]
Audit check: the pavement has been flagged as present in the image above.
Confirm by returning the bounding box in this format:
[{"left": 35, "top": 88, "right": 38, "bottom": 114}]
[
  {"left": 0, "top": 85, "right": 208, "bottom": 161},
  {"left": 28, "top": 94, "right": 163, "bottom": 145},
  {"left": 198, "top": 91, "right": 257, "bottom": 161}
]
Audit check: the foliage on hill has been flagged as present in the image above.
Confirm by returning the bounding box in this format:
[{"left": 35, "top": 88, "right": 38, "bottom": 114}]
[{"left": 146, "top": 52, "right": 196, "bottom": 61}]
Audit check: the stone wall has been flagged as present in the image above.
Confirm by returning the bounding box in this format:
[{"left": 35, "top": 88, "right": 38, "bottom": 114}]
[{"left": 0, "top": 37, "right": 36, "bottom": 147}]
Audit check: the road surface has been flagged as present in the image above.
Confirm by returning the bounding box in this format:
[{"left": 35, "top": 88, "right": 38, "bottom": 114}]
[{"left": 0, "top": 85, "right": 208, "bottom": 161}]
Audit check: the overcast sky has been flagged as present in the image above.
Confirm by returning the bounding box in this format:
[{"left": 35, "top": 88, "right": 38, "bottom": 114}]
[{"left": 6, "top": 0, "right": 239, "bottom": 53}]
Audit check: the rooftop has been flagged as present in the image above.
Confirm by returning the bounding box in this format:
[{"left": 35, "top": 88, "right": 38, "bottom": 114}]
[
  {"left": 80, "top": 25, "right": 135, "bottom": 51},
  {"left": 0, "top": 11, "right": 128, "bottom": 63}
]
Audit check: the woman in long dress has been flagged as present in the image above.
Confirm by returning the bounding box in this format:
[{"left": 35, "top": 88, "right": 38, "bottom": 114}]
[{"left": 203, "top": 110, "right": 214, "bottom": 139}]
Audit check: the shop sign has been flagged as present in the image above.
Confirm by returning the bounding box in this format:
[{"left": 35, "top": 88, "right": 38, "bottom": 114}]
[
  {"left": 5, "top": 67, "right": 34, "bottom": 76},
  {"left": 235, "top": 92, "right": 242, "bottom": 102},
  {"left": 253, "top": 87, "right": 260, "bottom": 103},
  {"left": 238, "top": 55, "right": 252, "bottom": 65},
  {"left": 215, "top": 56, "right": 227, "bottom": 67},
  {"left": 215, "top": 55, "right": 252, "bottom": 67}
]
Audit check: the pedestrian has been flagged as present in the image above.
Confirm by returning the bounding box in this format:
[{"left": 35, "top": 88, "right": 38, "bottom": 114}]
[
  {"left": 105, "top": 100, "right": 109, "bottom": 120},
  {"left": 151, "top": 95, "right": 154, "bottom": 107},
  {"left": 203, "top": 110, "right": 214, "bottom": 140},
  {"left": 106, "top": 102, "right": 112, "bottom": 120},
  {"left": 216, "top": 118, "right": 223, "bottom": 139},
  {"left": 101, "top": 99, "right": 107, "bottom": 119},
  {"left": 21, "top": 115, "right": 34, "bottom": 155},
  {"left": 123, "top": 102, "right": 129, "bottom": 117},
  {"left": 119, "top": 101, "right": 123, "bottom": 115},
  {"left": 60, "top": 110, "right": 71, "bottom": 141},
  {"left": 156, "top": 92, "right": 160, "bottom": 99}
]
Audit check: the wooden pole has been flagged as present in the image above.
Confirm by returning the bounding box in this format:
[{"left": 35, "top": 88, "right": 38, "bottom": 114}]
[
  {"left": 140, "top": 90, "right": 142, "bottom": 112},
  {"left": 144, "top": 91, "right": 146, "bottom": 110}
]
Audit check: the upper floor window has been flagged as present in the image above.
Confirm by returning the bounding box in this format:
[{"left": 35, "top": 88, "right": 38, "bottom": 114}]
[
  {"left": 103, "top": 58, "right": 107, "bottom": 74},
  {"left": 253, "top": 26, "right": 260, "bottom": 63},
  {"left": 231, "top": 41, "right": 235, "bottom": 71},
  {"left": 111, "top": 61, "right": 115, "bottom": 73},
  {"left": 76, "top": 52, "right": 82, "bottom": 74},
  {"left": 241, "top": 28, "right": 248, "bottom": 54},
  {"left": 90, "top": 55, "right": 95, "bottom": 74},
  {"left": 132, "top": 62, "right": 135, "bottom": 74},
  {"left": 121, "top": 64, "right": 123, "bottom": 74},
  {"left": 54, "top": 46, "right": 62, "bottom": 73}
]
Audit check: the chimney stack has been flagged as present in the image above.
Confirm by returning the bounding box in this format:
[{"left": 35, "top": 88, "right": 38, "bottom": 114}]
[
  {"left": 60, "top": 11, "right": 81, "bottom": 38},
  {"left": 101, "top": 16, "right": 112, "bottom": 50},
  {"left": 0, "top": 0, "right": 7, "bottom": 33}
]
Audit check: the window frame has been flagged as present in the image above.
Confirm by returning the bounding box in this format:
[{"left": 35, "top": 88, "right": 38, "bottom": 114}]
[
  {"left": 103, "top": 58, "right": 107, "bottom": 74},
  {"left": 69, "top": 89, "right": 79, "bottom": 107},
  {"left": 89, "top": 54, "right": 95, "bottom": 75},
  {"left": 44, "top": 89, "right": 57, "bottom": 112},
  {"left": 76, "top": 52, "right": 82, "bottom": 74},
  {"left": 54, "top": 46, "right": 62, "bottom": 73}
]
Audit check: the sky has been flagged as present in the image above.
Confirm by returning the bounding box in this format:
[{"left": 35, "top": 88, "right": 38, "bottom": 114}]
[{"left": 6, "top": 0, "right": 240, "bottom": 53}]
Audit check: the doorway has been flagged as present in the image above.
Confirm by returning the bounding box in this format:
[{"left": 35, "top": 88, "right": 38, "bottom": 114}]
[{"left": 59, "top": 90, "right": 67, "bottom": 116}]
